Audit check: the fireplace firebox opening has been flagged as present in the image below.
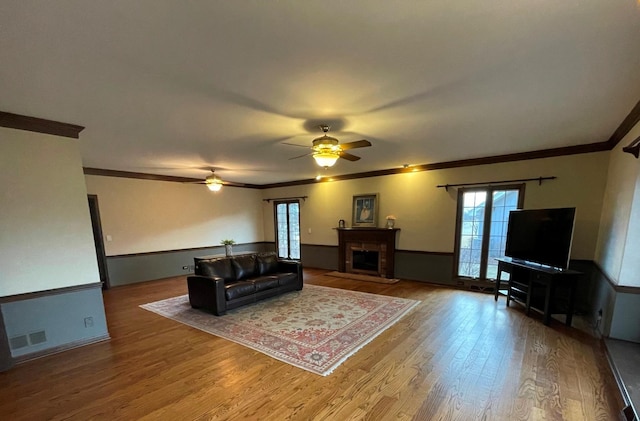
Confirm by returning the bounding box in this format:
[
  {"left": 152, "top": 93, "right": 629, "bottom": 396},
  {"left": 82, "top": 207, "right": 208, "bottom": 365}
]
[{"left": 352, "top": 250, "right": 380, "bottom": 273}]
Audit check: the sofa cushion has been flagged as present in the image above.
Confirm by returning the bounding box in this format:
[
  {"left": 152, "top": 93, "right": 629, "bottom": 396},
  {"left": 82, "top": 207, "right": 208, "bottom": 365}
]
[
  {"left": 274, "top": 272, "right": 297, "bottom": 287},
  {"left": 232, "top": 255, "right": 258, "bottom": 280},
  {"left": 225, "top": 281, "right": 256, "bottom": 300},
  {"left": 257, "top": 252, "right": 279, "bottom": 275},
  {"left": 252, "top": 276, "right": 279, "bottom": 292},
  {"left": 198, "top": 258, "right": 235, "bottom": 282}
]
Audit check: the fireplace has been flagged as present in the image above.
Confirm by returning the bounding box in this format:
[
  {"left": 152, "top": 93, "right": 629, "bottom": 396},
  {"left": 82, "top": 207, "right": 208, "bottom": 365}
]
[
  {"left": 351, "top": 249, "right": 380, "bottom": 274},
  {"left": 337, "top": 228, "right": 399, "bottom": 278}
]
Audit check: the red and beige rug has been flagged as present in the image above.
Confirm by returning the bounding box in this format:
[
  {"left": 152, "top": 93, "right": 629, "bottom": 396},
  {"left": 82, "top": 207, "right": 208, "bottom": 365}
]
[{"left": 140, "top": 284, "right": 419, "bottom": 376}]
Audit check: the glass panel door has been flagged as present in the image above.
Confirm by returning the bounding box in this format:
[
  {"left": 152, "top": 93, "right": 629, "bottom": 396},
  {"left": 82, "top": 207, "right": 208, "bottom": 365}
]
[
  {"left": 458, "top": 191, "right": 487, "bottom": 278},
  {"left": 456, "top": 186, "right": 523, "bottom": 280},
  {"left": 275, "top": 201, "right": 300, "bottom": 260},
  {"left": 486, "top": 189, "right": 520, "bottom": 279}
]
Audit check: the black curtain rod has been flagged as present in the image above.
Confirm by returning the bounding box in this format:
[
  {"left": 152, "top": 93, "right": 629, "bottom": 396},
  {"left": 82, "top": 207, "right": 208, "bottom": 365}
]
[
  {"left": 437, "top": 176, "right": 556, "bottom": 191},
  {"left": 622, "top": 135, "right": 640, "bottom": 158},
  {"left": 262, "top": 195, "right": 308, "bottom": 203}
]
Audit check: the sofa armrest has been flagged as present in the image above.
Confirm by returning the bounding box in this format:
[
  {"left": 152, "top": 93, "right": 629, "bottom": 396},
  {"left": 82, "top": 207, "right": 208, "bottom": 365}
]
[
  {"left": 187, "top": 275, "right": 227, "bottom": 316},
  {"left": 277, "top": 260, "right": 303, "bottom": 289}
]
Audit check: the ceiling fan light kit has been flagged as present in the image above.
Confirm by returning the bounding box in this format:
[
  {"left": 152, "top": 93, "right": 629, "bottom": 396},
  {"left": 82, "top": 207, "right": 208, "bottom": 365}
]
[
  {"left": 205, "top": 171, "right": 223, "bottom": 191},
  {"left": 313, "top": 150, "right": 340, "bottom": 168},
  {"left": 289, "top": 125, "right": 372, "bottom": 168}
]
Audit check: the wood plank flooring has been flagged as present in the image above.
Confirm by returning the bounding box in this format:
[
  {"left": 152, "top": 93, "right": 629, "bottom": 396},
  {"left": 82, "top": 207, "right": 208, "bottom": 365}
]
[{"left": 0, "top": 269, "right": 624, "bottom": 420}]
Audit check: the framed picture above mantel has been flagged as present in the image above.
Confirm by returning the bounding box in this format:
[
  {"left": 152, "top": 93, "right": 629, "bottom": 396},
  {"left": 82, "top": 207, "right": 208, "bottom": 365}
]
[{"left": 352, "top": 193, "right": 378, "bottom": 227}]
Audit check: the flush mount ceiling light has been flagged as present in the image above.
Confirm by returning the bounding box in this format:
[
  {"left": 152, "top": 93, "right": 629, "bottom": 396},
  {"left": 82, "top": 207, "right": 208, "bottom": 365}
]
[{"left": 205, "top": 170, "right": 223, "bottom": 192}]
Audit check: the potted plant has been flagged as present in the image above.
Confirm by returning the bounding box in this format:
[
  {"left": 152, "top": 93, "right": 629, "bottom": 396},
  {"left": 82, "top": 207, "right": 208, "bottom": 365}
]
[{"left": 221, "top": 239, "right": 236, "bottom": 256}]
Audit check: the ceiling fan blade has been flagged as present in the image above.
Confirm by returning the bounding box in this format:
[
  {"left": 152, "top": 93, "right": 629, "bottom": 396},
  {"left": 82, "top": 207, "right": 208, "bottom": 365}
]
[
  {"left": 340, "top": 139, "right": 371, "bottom": 150},
  {"left": 282, "top": 142, "right": 311, "bottom": 148},
  {"left": 339, "top": 151, "right": 361, "bottom": 161},
  {"left": 288, "top": 152, "right": 313, "bottom": 160}
]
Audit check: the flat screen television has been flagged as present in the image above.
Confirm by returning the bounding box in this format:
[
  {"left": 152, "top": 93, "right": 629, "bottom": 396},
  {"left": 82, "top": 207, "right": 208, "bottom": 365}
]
[{"left": 504, "top": 207, "right": 576, "bottom": 270}]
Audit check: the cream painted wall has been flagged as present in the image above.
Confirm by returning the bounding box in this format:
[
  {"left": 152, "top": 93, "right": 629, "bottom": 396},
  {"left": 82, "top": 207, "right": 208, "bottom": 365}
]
[
  {"left": 84, "top": 175, "right": 264, "bottom": 256},
  {"left": 0, "top": 128, "right": 100, "bottom": 297},
  {"left": 596, "top": 120, "right": 640, "bottom": 286},
  {"left": 263, "top": 152, "right": 609, "bottom": 260}
]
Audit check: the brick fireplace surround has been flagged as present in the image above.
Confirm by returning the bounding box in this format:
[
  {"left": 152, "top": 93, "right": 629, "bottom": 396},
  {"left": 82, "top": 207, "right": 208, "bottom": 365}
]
[{"left": 336, "top": 228, "right": 400, "bottom": 278}]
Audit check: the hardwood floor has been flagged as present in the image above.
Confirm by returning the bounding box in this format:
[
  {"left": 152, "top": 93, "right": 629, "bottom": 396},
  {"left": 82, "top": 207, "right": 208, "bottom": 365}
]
[{"left": 0, "top": 269, "right": 624, "bottom": 420}]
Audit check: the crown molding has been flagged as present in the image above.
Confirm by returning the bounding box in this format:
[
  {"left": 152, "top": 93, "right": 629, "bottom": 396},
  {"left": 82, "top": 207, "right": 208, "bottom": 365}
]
[
  {"left": 607, "top": 98, "right": 640, "bottom": 148},
  {"left": 83, "top": 141, "right": 611, "bottom": 190},
  {"left": 260, "top": 141, "right": 610, "bottom": 189},
  {"left": 83, "top": 167, "right": 262, "bottom": 189},
  {"left": 83, "top": 167, "right": 202, "bottom": 183},
  {"left": 0, "top": 111, "right": 84, "bottom": 139},
  {"left": 14, "top": 94, "right": 640, "bottom": 189}
]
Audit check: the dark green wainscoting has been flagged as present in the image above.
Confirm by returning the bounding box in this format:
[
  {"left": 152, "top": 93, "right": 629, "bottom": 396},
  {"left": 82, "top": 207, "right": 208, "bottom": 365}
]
[
  {"left": 299, "top": 244, "right": 455, "bottom": 286},
  {"left": 0, "top": 283, "right": 109, "bottom": 369},
  {"left": 106, "top": 242, "right": 274, "bottom": 287}
]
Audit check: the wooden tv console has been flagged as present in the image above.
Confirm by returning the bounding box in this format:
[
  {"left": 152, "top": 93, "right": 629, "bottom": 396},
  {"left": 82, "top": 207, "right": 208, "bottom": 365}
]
[{"left": 494, "top": 257, "right": 582, "bottom": 326}]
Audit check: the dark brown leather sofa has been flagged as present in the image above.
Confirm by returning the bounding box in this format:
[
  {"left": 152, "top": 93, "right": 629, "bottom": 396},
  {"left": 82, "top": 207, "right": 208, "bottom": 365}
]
[{"left": 187, "top": 252, "right": 303, "bottom": 316}]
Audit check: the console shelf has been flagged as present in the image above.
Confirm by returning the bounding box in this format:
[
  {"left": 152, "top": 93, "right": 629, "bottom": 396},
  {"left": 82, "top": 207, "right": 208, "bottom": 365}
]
[{"left": 494, "top": 257, "right": 582, "bottom": 326}]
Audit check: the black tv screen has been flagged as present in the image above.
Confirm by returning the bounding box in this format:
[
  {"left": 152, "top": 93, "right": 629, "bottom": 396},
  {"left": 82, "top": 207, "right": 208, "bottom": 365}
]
[{"left": 504, "top": 207, "right": 576, "bottom": 269}]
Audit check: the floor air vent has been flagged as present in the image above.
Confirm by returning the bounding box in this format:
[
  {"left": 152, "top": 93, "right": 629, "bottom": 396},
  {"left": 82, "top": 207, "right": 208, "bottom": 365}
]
[
  {"left": 29, "top": 330, "right": 47, "bottom": 345},
  {"left": 9, "top": 330, "right": 47, "bottom": 350},
  {"left": 9, "top": 335, "right": 29, "bottom": 350}
]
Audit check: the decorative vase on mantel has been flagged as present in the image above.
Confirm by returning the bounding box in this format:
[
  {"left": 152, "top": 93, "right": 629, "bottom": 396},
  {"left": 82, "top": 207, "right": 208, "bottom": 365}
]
[{"left": 385, "top": 215, "right": 396, "bottom": 229}]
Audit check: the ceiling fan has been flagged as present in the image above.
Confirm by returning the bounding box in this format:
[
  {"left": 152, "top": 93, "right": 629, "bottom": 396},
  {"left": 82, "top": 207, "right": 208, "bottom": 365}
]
[
  {"left": 285, "top": 125, "right": 372, "bottom": 168},
  {"left": 189, "top": 169, "right": 223, "bottom": 191}
]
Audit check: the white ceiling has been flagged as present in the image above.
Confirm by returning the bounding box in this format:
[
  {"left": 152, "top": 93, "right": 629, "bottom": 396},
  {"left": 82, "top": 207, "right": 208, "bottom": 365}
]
[{"left": 2, "top": 1, "right": 640, "bottom": 185}]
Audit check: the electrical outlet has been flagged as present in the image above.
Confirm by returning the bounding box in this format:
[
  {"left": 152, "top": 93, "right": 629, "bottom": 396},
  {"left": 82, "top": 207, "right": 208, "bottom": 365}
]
[
  {"left": 182, "top": 265, "right": 189, "bottom": 270},
  {"left": 84, "top": 317, "right": 94, "bottom": 328}
]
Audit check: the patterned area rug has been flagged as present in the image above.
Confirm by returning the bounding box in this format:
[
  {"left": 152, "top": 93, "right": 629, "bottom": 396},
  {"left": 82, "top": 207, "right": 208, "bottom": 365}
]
[{"left": 140, "top": 285, "right": 419, "bottom": 376}]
